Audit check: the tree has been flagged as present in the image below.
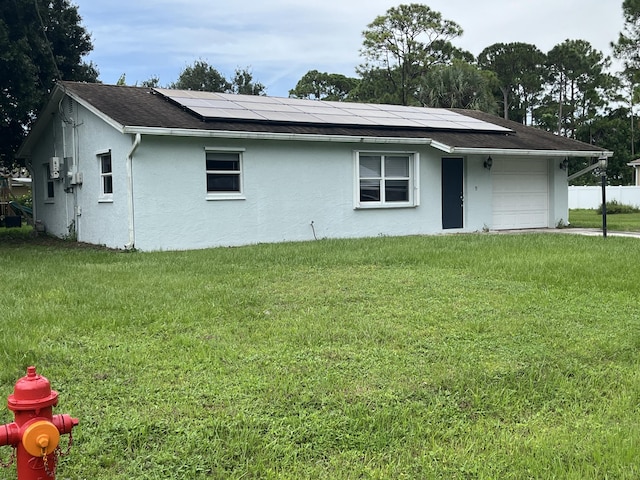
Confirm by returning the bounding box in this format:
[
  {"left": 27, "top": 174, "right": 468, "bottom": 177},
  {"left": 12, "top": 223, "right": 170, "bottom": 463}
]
[
  {"left": 171, "top": 60, "right": 231, "bottom": 92},
  {"left": 418, "top": 60, "right": 498, "bottom": 112},
  {"left": 360, "top": 3, "right": 465, "bottom": 105},
  {"left": 575, "top": 108, "right": 635, "bottom": 185},
  {"left": 0, "top": 0, "right": 98, "bottom": 168},
  {"left": 537, "top": 40, "right": 613, "bottom": 138},
  {"left": 613, "top": 0, "right": 640, "bottom": 160},
  {"left": 140, "top": 76, "right": 161, "bottom": 88},
  {"left": 112, "top": 74, "right": 161, "bottom": 88},
  {"left": 230, "top": 67, "right": 266, "bottom": 96},
  {"left": 171, "top": 61, "right": 265, "bottom": 95},
  {"left": 289, "top": 70, "right": 358, "bottom": 101},
  {"left": 350, "top": 67, "right": 401, "bottom": 104},
  {"left": 477, "top": 43, "right": 546, "bottom": 123},
  {"left": 613, "top": 0, "right": 640, "bottom": 72}
]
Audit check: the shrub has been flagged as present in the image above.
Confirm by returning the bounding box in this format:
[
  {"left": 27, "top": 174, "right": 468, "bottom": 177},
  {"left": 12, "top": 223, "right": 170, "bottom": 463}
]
[
  {"left": 597, "top": 199, "right": 640, "bottom": 214},
  {"left": 15, "top": 192, "right": 32, "bottom": 209}
]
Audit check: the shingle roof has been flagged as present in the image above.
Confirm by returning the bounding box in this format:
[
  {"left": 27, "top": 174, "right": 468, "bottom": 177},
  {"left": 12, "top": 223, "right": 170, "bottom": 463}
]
[{"left": 60, "top": 81, "right": 605, "bottom": 155}]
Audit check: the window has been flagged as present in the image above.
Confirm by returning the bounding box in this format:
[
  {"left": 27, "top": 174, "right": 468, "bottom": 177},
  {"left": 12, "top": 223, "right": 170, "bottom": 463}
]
[
  {"left": 206, "top": 150, "right": 243, "bottom": 199},
  {"left": 356, "top": 152, "right": 418, "bottom": 208},
  {"left": 45, "top": 164, "right": 54, "bottom": 200},
  {"left": 99, "top": 152, "right": 113, "bottom": 200}
]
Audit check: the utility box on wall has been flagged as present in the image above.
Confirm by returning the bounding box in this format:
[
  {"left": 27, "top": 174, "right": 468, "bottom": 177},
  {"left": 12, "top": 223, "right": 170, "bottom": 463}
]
[{"left": 49, "top": 157, "right": 61, "bottom": 179}]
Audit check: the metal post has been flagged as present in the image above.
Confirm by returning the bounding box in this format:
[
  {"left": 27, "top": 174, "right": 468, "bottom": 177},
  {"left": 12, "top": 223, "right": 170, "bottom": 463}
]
[{"left": 601, "top": 172, "right": 607, "bottom": 238}]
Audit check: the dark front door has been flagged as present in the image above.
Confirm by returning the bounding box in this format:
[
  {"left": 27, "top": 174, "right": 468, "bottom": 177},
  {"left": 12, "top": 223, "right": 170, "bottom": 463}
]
[{"left": 442, "top": 158, "right": 464, "bottom": 229}]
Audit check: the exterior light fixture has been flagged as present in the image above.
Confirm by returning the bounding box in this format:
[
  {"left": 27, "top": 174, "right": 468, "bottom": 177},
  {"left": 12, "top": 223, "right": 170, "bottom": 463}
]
[
  {"left": 560, "top": 158, "right": 569, "bottom": 170},
  {"left": 484, "top": 156, "right": 493, "bottom": 170},
  {"left": 598, "top": 153, "right": 608, "bottom": 169}
]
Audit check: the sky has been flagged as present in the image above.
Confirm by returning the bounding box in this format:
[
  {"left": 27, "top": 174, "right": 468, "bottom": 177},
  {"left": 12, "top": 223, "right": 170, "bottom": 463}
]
[{"left": 76, "top": 0, "right": 626, "bottom": 98}]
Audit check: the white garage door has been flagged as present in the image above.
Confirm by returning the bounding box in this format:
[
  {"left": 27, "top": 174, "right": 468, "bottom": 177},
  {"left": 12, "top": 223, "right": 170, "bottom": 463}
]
[{"left": 492, "top": 158, "right": 549, "bottom": 230}]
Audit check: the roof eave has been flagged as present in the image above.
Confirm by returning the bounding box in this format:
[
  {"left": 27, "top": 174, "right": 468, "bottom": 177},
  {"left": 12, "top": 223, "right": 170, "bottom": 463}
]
[
  {"left": 431, "top": 143, "right": 613, "bottom": 158},
  {"left": 121, "top": 126, "right": 613, "bottom": 157},
  {"left": 16, "top": 86, "right": 65, "bottom": 158},
  {"left": 121, "top": 125, "right": 436, "bottom": 145},
  {"left": 17, "top": 83, "right": 125, "bottom": 159}
]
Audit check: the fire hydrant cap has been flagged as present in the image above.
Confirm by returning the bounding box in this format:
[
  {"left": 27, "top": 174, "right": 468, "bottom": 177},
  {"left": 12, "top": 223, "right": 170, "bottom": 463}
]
[
  {"left": 7, "top": 366, "right": 58, "bottom": 411},
  {"left": 22, "top": 420, "right": 60, "bottom": 456}
]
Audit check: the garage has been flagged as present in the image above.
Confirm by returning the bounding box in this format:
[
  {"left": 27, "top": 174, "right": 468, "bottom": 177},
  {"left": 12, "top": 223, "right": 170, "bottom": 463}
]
[{"left": 492, "top": 158, "right": 549, "bottom": 230}]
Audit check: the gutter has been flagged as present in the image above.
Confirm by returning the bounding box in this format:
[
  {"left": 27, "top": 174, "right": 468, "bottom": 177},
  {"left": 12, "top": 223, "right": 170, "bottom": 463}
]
[
  {"left": 125, "top": 133, "right": 141, "bottom": 250},
  {"left": 121, "top": 126, "right": 613, "bottom": 159},
  {"left": 122, "top": 126, "right": 435, "bottom": 145},
  {"left": 431, "top": 143, "right": 614, "bottom": 158}
]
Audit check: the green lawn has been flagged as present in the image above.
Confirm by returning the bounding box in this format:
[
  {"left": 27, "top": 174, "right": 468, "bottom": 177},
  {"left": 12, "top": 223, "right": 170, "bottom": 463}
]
[
  {"left": 570, "top": 209, "right": 640, "bottom": 232},
  {"left": 0, "top": 229, "right": 639, "bottom": 479}
]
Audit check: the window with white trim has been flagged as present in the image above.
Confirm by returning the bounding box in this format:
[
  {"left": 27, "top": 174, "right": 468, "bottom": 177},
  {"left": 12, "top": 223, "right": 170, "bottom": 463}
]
[
  {"left": 206, "top": 151, "right": 243, "bottom": 199},
  {"left": 98, "top": 152, "right": 113, "bottom": 200},
  {"left": 355, "top": 152, "right": 418, "bottom": 208}
]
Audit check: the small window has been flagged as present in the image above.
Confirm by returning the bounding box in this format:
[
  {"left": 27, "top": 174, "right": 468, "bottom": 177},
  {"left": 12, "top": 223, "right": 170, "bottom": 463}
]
[
  {"left": 45, "top": 164, "right": 54, "bottom": 200},
  {"left": 206, "top": 151, "right": 243, "bottom": 198},
  {"left": 356, "top": 152, "right": 417, "bottom": 208},
  {"left": 99, "top": 152, "right": 113, "bottom": 200}
]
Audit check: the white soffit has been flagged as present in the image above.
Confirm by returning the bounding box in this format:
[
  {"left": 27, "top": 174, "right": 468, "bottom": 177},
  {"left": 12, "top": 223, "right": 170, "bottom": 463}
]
[{"left": 153, "top": 88, "right": 513, "bottom": 133}]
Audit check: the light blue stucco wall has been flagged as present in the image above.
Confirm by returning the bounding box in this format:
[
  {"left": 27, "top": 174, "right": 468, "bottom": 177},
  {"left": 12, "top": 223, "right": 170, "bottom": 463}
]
[
  {"left": 131, "top": 136, "right": 452, "bottom": 251},
  {"left": 464, "top": 155, "right": 494, "bottom": 232},
  {"left": 30, "top": 115, "right": 73, "bottom": 238},
  {"left": 30, "top": 99, "right": 133, "bottom": 247},
  {"left": 550, "top": 158, "right": 570, "bottom": 227},
  {"left": 29, "top": 99, "right": 569, "bottom": 251}
]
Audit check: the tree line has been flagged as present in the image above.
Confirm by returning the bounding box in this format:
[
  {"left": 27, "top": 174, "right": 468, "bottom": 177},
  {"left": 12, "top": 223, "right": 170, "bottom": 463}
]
[{"left": 2, "top": 1, "right": 639, "bottom": 185}]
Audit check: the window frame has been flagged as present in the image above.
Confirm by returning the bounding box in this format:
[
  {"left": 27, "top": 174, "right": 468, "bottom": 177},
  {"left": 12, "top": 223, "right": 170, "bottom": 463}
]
[
  {"left": 97, "top": 150, "right": 113, "bottom": 203},
  {"left": 354, "top": 151, "right": 419, "bottom": 209},
  {"left": 205, "top": 147, "right": 245, "bottom": 200}
]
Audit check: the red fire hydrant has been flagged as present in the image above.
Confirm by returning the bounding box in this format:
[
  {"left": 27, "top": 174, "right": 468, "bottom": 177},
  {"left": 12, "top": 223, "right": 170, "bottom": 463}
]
[{"left": 0, "top": 366, "right": 78, "bottom": 479}]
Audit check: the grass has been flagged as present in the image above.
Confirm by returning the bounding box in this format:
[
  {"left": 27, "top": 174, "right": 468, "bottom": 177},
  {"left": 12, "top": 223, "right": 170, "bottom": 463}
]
[
  {"left": 1, "top": 227, "right": 640, "bottom": 478},
  {"left": 570, "top": 209, "right": 640, "bottom": 232}
]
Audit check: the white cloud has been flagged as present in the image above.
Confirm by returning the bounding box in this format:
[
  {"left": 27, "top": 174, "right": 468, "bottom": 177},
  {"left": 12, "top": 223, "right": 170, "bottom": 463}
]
[{"left": 78, "top": 0, "right": 624, "bottom": 96}]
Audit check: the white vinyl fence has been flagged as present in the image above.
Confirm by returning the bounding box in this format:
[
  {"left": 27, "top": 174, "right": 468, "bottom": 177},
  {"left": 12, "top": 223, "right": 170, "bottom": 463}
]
[{"left": 569, "top": 186, "right": 640, "bottom": 209}]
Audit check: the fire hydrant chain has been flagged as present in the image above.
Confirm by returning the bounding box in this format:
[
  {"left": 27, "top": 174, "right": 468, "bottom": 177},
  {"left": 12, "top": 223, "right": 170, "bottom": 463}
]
[
  {"left": 42, "top": 447, "right": 56, "bottom": 478},
  {"left": 59, "top": 431, "right": 73, "bottom": 457}
]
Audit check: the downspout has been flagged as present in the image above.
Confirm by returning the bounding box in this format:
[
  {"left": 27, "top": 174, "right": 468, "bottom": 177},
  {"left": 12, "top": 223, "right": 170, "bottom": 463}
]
[{"left": 125, "top": 133, "right": 141, "bottom": 250}]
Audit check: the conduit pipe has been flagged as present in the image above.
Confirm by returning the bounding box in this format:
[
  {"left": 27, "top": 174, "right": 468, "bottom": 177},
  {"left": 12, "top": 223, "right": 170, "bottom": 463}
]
[
  {"left": 125, "top": 133, "right": 141, "bottom": 250},
  {"left": 567, "top": 157, "right": 608, "bottom": 181}
]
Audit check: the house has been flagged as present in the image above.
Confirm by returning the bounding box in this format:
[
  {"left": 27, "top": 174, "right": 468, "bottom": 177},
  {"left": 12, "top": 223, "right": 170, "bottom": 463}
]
[
  {"left": 17, "top": 82, "right": 611, "bottom": 251},
  {"left": 627, "top": 158, "right": 640, "bottom": 186}
]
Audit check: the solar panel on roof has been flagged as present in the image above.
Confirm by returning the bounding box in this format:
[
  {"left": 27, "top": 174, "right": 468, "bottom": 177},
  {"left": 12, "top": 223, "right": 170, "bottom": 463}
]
[{"left": 153, "top": 88, "right": 513, "bottom": 133}]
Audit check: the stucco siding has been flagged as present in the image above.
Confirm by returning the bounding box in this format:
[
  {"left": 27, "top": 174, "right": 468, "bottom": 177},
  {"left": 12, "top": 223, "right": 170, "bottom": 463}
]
[
  {"left": 73, "top": 103, "right": 132, "bottom": 248},
  {"left": 31, "top": 119, "right": 570, "bottom": 250},
  {"left": 464, "top": 155, "right": 494, "bottom": 231},
  {"left": 30, "top": 101, "right": 132, "bottom": 248},
  {"left": 131, "top": 137, "right": 456, "bottom": 250},
  {"left": 30, "top": 121, "right": 72, "bottom": 238},
  {"left": 550, "top": 158, "right": 570, "bottom": 226}
]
